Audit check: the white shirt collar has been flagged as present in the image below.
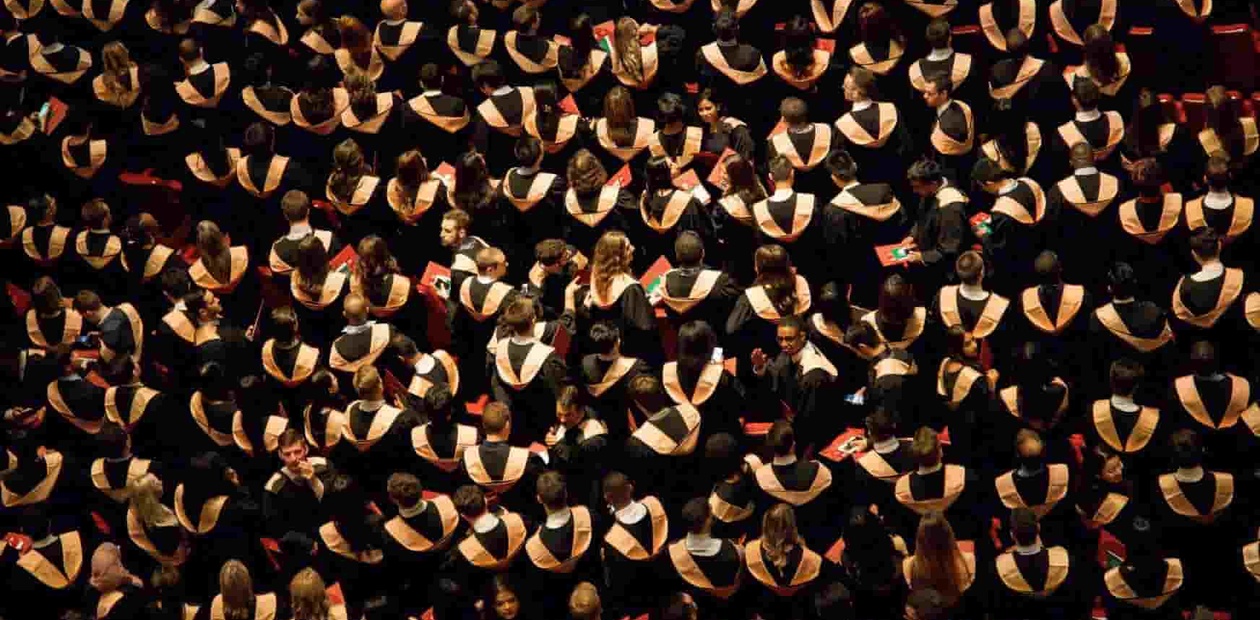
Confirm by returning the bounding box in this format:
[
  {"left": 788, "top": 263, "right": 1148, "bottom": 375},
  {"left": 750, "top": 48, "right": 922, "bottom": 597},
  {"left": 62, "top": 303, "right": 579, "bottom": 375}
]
[
  {"left": 1204, "top": 191, "right": 1233, "bottom": 209},
  {"left": 771, "top": 187, "right": 794, "bottom": 201},
  {"left": 1110, "top": 395, "right": 1139, "bottom": 412},
  {"left": 1015, "top": 542, "right": 1043, "bottom": 555},
  {"left": 615, "top": 501, "right": 647, "bottom": 524},
  {"left": 342, "top": 321, "right": 375, "bottom": 335},
  {"left": 399, "top": 500, "right": 428, "bottom": 518},
  {"left": 926, "top": 48, "right": 953, "bottom": 62},
  {"left": 475, "top": 275, "right": 498, "bottom": 284},
  {"left": 851, "top": 99, "right": 873, "bottom": 112},
  {"left": 873, "top": 437, "right": 901, "bottom": 454},
  {"left": 384, "top": 18, "right": 405, "bottom": 25},
  {"left": 422, "top": 89, "right": 442, "bottom": 97},
  {"left": 1192, "top": 261, "right": 1225, "bottom": 281},
  {"left": 472, "top": 512, "right": 501, "bottom": 534},
  {"left": 842, "top": 180, "right": 861, "bottom": 191},
  {"left": 684, "top": 533, "right": 722, "bottom": 557},
  {"left": 772, "top": 454, "right": 798, "bottom": 466},
  {"left": 358, "top": 399, "right": 384, "bottom": 412},
  {"left": 1074, "top": 166, "right": 1098, "bottom": 176},
  {"left": 491, "top": 86, "right": 514, "bottom": 97},
  {"left": 959, "top": 284, "right": 989, "bottom": 301},
  {"left": 998, "top": 180, "right": 1019, "bottom": 195},
  {"left": 1075, "top": 109, "right": 1102, "bottom": 123},
  {"left": 286, "top": 223, "right": 312, "bottom": 239},
  {"left": 187, "top": 59, "right": 211, "bottom": 76},
  {"left": 1174, "top": 466, "right": 1205, "bottom": 483},
  {"left": 935, "top": 100, "right": 952, "bottom": 117},
  {"left": 413, "top": 354, "right": 435, "bottom": 374},
  {"left": 545, "top": 507, "right": 573, "bottom": 529}
]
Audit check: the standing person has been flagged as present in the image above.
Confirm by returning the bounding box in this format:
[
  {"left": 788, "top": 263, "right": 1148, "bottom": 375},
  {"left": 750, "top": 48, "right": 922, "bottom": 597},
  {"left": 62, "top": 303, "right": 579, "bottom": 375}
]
[
  {"left": 578, "top": 231, "right": 656, "bottom": 360},
  {"left": 923, "top": 75, "right": 975, "bottom": 180},
  {"left": 579, "top": 322, "right": 652, "bottom": 441},
  {"left": 902, "top": 512, "right": 978, "bottom": 614},
  {"left": 491, "top": 297, "right": 569, "bottom": 442},
  {"left": 459, "top": 402, "right": 545, "bottom": 515},
  {"left": 600, "top": 471, "right": 670, "bottom": 619},
  {"left": 744, "top": 504, "right": 825, "bottom": 619},
  {"left": 745, "top": 316, "right": 837, "bottom": 442},
  {"left": 725, "top": 245, "right": 812, "bottom": 359},
  {"left": 657, "top": 232, "right": 741, "bottom": 339},
  {"left": 665, "top": 497, "right": 745, "bottom": 611},
  {"left": 749, "top": 421, "right": 840, "bottom": 551},
  {"left": 834, "top": 67, "right": 916, "bottom": 188},
  {"left": 988, "top": 508, "right": 1085, "bottom": 620},
  {"left": 522, "top": 472, "right": 598, "bottom": 618}
]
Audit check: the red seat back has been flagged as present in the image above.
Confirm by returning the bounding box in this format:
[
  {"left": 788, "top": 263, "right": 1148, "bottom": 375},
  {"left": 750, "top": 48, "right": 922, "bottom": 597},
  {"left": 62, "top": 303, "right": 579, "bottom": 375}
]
[{"left": 1210, "top": 24, "right": 1258, "bottom": 91}]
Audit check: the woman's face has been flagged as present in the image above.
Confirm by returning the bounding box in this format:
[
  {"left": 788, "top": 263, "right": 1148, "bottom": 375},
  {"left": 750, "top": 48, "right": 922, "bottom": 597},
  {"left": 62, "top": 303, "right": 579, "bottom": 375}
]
[
  {"left": 1101, "top": 456, "right": 1124, "bottom": 484},
  {"left": 494, "top": 590, "right": 520, "bottom": 620},
  {"left": 697, "top": 98, "right": 718, "bottom": 125},
  {"left": 296, "top": 8, "right": 313, "bottom": 26}
]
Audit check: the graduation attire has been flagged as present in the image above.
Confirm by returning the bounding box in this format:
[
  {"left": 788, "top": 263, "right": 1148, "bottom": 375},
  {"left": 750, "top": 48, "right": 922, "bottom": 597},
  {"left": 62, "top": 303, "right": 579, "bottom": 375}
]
[
  {"left": 335, "top": 399, "right": 413, "bottom": 491},
  {"left": 460, "top": 441, "right": 542, "bottom": 514},
  {"left": 624, "top": 404, "right": 704, "bottom": 493},
  {"left": 983, "top": 178, "right": 1050, "bottom": 294},
  {"left": 1102, "top": 559, "right": 1186, "bottom": 620},
  {"left": 745, "top": 537, "right": 823, "bottom": 618},
  {"left": 668, "top": 536, "right": 744, "bottom": 606},
  {"left": 752, "top": 457, "right": 836, "bottom": 550},
  {"left": 449, "top": 511, "right": 528, "bottom": 592},
  {"left": 657, "top": 266, "right": 740, "bottom": 337},
  {"left": 908, "top": 183, "right": 969, "bottom": 292},
  {"left": 1168, "top": 373, "right": 1260, "bottom": 469},
  {"left": 490, "top": 337, "right": 567, "bottom": 442},
  {"left": 989, "top": 546, "right": 1082, "bottom": 620},
  {"left": 1088, "top": 301, "right": 1177, "bottom": 392},
  {"left": 929, "top": 99, "right": 975, "bottom": 177},
  {"left": 931, "top": 286, "right": 1012, "bottom": 367},
  {"left": 1057, "top": 111, "right": 1126, "bottom": 171},
  {"left": 749, "top": 342, "right": 837, "bottom": 440},
  {"left": 1050, "top": 167, "right": 1121, "bottom": 289},
  {"left": 43, "top": 374, "right": 105, "bottom": 443},
  {"left": 1152, "top": 470, "right": 1237, "bottom": 607},
  {"left": 934, "top": 358, "right": 992, "bottom": 463},
  {"left": 578, "top": 275, "right": 656, "bottom": 360},
  {"left": 834, "top": 101, "right": 916, "bottom": 187},
  {"left": 3, "top": 530, "right": 86, "bottom": 617},
  {"left": 261, "top": 457, "right": 331, "bottom": 537},
  {"left": 581, "top": 354, "right": 652, "bottom": 440},
  {"left": 1169, "top": 267, "right": 1247, "bottom": 355},
  {"left": 523, "top": 506, "right": 597, "bottom": 617},
  {"left": 328, "top": 322, "right": 393, "bottom": 378},
  {"left": 601, "top": 497, "right": 670, "bottom": 617},
  {"left": 725, "top": 275, "right": 812, "bottom": 358}
]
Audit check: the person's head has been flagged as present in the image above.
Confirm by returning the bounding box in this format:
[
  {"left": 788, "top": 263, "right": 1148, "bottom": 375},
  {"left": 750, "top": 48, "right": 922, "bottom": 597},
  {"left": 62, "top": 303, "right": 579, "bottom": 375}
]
[
  {"left": 379, "top": 0, "right": 406, "bottom": 20},
  {"left": 1170, "top": 429, "right": 1203, "bottom": 470},
  {"left": 31, "top": 276, "right": 64, "bottom": 315},
  {"left": 906, "top": 159, "right": 944, "bottom": 196},
  {"left": 1082, "top": 24, "right": 1119, "bottom": 83},
  {"left": 554, "top": 384, "right": 584, "bottom": 428},
  {"left": 602, "top": 86, "right": 636, "bottom": 130},
  {"left": 1204, "top": 155, "right": 1231, "bottom": 191},
  {"left": 671, "top": 231, "right": 705, "bottom": 268},
  {"left": 1189, "top": 340, "right": 1219, "bottom": 377},
  {"left": 761, "top": 503, "right": 802, "bottom": 565},
  {"left": 568, "top": 582, "right": 601, "bottom": 620},
  {"left": 242, "top": 122, "right": 275, "bottom": 158},
  {"left": 475, "top": 246, "right": 508, "bottom": 279},
  {"left": 768, "top": 154, "right": 795, "bottom": 186},
  {"left": 183, "top": 289, "right": 222, "bottom": 324},
  {"left": 89, "top": 543, "right": 132, "bottom": 593},
  {"left": 776, "top": 315, "right": 808, "bottom": 357},
  {"left": 501, "top": 297, "right": 537, "bottom": 337},
  {"left": 627, "top": 374, "right": 667, "bottom": 413},
  {"left": 342, "top": 292, "right": 368, "bottom": 325},
  {"left": 858, "top": 2, "right": 897, "bottom": 44},
  {"left": 905, "top": 588, "right": 948, "bottom": 620},
  {"left": 843, "top": 322, "right": 879, "bottom": 357},
  {"left": 779, "top": 97, "right": 808, "bottom": 128},
  {"left": 602, "top": 471, "right": 634, "bottom": 507},
  {"left": 440, "top": 209, "right": 471, "bottom": 248},
  {"left": 910, "top": 426, "right": 942, "bottom": 468},
  {"left": 566, "top": 149, "right": 608, "bottom": 196},
  {"left": 482, "top": 402, "right": 511, "bottom": 439},
  {"left": 486, "top": 575, "right": 522, "bottom": 620},
  {"left": 970, "top": 157, "right": 1007, "bottom": 194},
  {"left": 1086, "top": 444, "right": 1125, "bottom": 485},
  {"left": 1072, "top": 77, "right": 1101, "bottom": 111},
  {"left": 511, "top": 3, "right": 540, "bottom": 33},
  {"left": 677, "top": 321, "right": 717, "bottom": 370},
  {"left": 921, "top": 74, "right": 952, "bottom": 109},
  {"left": 352, "top": 364, "right": 383, "bottom": 400},
  {"left": 195, "top": 219, "right": 228, "bottom": 256},
  {"left": 29, "top": 193, "right": 57, "bottom": 224},
  {"left": 955, "top": 251, "right": 984, "bottom": 286},
  {"left": 451, "top": 0, "right": 479, "bottom": 23},
  {"left": 280, "top": 190, "right": 311, "bottom": 225},
  {"left": 177, "top": 38, "right": 202, "bottom": 65},
  {"left": 843, "top": 67, "right": 876, "bottom": 102},
  {"left": 1107, "top": 262, "right": 1137, "bottom": 300},
  {"left": 1009, "top": 507, "right": 1039, "bottom": 546},
  {"left": 289, "top": 568, "right": 330, "bottom": 620},
  {"left": 453, "top": 484, "right": 488, "bottom": 519},
  {"left": 1189, "top": 227, "right": 1221, "bottom": 265},
  {"left": 73, "top": 290, "right": 107, "bottom": 323},
  {"left": 219, "top": 560, "right": 255, "bottom": 616},
  {"left": 1205, "top": 85, "right": 1243, "bottom": 143},
  {"left": 295, "top": 233, "right": 330, "bottom": 288},
  {"left": 766, "top": 420, "right": 796, "bottom": 457},
  {"left": 722, "top": 153, "right": 762, "bottom": 200},
  {"left": 1033, "top": 251, "right": 1062, "bottom": 287},
  {"left": 472, "top": 59, "right": 506, "bottom": 94},
  {"left": 1130, "top": 158, "right": 1164, "bottom": 198},
  {"left": 712, "top": 7, "right": 739, "bottom": 41},
  {"left": 588, "top": 321, "right": 622, "bottom": 357},
  {"left": 661, "top": 593, "right": 698, "bottom": 620},
  {"left": 816, "top": 281, "right": 852, "bottom": 328},
  {"left": 696, "top": 89, "right": 728, "bottom": 128},
  {"left": 680, "top": 497, "right": 712, "bottom": 535},
  {"left": 277, "top": 429, "right": 309, "bottom": 472},
  {"left": 1068, "top": 142, "right": 1095, "bottom": 170},
  {"left": 535, "top": 470, "right": 568, "bottom": 513},
  {"left": 97, "top": 422, "right": 130, "bottom": 458},
  {"left": 656, "top": 92, "right": 685, "bottom": 128},
  {"left": 925, "top": 18, "right": 951, "bottom": 50},
  {"left": 386, "top": 472, "right": 422, "bottom": 510},
  {"left": 514, "top": 134, "right": 543, "bottom": 169},
  {"left": 424, "top": 384, "right": 455, "bottom": 424},
  {"left": 826, "top": 149, "right": 858, "bottom": 185},
  {"left": 1108, "top": 358, "right": 1143, "bottom": 397},
  {"left": 865, "top": 407, "right": 897, "bottom": 442},
  {"left": 1014, "top": 428, "right": 1044, "bottom": 469},
  {"left": 592, "top": 230, "right": 634, "bottom": 290}
]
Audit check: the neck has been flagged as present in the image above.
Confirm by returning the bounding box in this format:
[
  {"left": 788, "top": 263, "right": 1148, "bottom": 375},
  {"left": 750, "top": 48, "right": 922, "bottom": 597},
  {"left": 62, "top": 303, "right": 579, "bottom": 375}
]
[
  {"left": 873, "top": 437, "right": 900, "bottom": 453},
  {"left": 486, "top": 433, "right": 509, "bottom": 443},
  {"left": 399, "top": 500, "right": 427, "bottom": 518},
  {"left": 918, "top": 462, "right": 943, "bottom": 475},
  {"left": 1015, "top": 542, "right": 1043, "bottom": 555},
  {"left": 959, "top": 283, "right": 986, "bottom": 298}
]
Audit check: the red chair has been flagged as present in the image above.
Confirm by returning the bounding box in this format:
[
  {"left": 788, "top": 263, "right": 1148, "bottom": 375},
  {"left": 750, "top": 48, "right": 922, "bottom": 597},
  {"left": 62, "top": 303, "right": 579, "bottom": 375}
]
[
  {"left": 1158, "top": 94, "right": 1186, "bottom": 124},
  {"left": 118, "top": 169, "right": 186, "bottom": 246},
  {"left": 950, "top": 25, "right": 988, "bottom": 64},
  {"left": 1210, "top": 24, "right": 1258, "bottom": 91},
  {"left": 1182, "top": 90, "right": 1247, "bottom": 134},
  {"left": 1125, "top": 27, "right": 1161, "bottom": 91}
]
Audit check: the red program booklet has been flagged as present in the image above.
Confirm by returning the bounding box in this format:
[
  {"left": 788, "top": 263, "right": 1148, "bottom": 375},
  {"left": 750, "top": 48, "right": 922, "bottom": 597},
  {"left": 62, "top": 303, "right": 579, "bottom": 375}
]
[
  {"left": 607, "top": 164, "right": 631, "bottom": 188},
  {"left": 875, "top": 243, "right": 915, "bottom": 266}
]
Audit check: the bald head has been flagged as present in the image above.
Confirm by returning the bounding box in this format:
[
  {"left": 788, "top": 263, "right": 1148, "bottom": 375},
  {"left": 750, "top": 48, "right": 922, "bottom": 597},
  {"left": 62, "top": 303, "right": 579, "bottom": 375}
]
[
  {"left": 343, "top": 293, "right": 368, "bottom": 324},
  {"left": 380, "top": 0, "right": 406, "bottom": 20}
]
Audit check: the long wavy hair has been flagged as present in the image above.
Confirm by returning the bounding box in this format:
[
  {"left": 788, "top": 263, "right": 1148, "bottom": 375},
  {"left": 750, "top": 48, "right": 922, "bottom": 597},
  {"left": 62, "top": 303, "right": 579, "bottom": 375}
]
[
  {"left": 289, "top": 568, "right": 332, "bottom": 620},
  {"left": 1082, "top": 24, "right": 1120, "bottom": 86},
  {"left": 452, "top": 151, "right": 495, "bottom": 212},
  {"left": 195, "top": 220, "right": 232, "bottom": 283},
  {"left": 336, "top": 16, "right": 374, "bottom": 69},
  {"left": 356, "top": 235, "right": 398, "bottom": 280},
  {"left": 613, "top": 17, "right": 644, "bottom": 83},
  {"left": 392, "top": 150, "right": 431, "bottom": 214},
  {"left": 329, "top": 138, "right": 369, "bottom": 201},
  {"left": 219, "top": 560, "right": 256, "bottom": 620},
  {"left": 762, "top": 504, "right": 804, "bottom": 570},
  {"left": 753, "top": 245, "right": 799, "bottom": 316},
  {"left": 782, "top": 15, "right": 817, "bottom": 76},
  {"left": 101, "top": 42, "right": 135, "bottom": 95},
  {"left": 591, "top": 230, "right": 634, "bottom": 300},
  {"left": 294, "top": 234, "right": 330, "bottom": 296},
  {"left": 127, "top": 474, "right": 177, "bottom": 528},
  {"left": 602, "top": 86, "right": 637, "bottom": 146},
  {"left": 909, "top": 512, "right": 970, "bottom": 605}
]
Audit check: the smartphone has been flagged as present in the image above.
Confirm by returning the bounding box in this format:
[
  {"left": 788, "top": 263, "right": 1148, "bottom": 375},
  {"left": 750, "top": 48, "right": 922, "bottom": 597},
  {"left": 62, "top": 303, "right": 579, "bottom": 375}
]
[
  {"left": 843, "top": 393, "right": 865, "bottom": 406},
  {"left": 75, "top": 334, "right": 95, "bottom": 347},
  {"left": 711, "top": 347, "right": 724, "bottom": 363}
]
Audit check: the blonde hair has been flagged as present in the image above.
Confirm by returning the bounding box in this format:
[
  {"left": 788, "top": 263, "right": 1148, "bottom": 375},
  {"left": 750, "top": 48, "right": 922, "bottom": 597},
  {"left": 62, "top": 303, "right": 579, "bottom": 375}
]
[
  {"left": 289, "top": 568, "right": 331, "bottom": 620},
  {"left": 909, "top": 512, "right": 970, "bottom": 605},
  {"left": 761, "top": 504, "right": 802, "bottom": 570},
  {"left": 613, "top": 17, "right": 644, "bottom": 84},
  {"left": 195, "top": 220, "right": 232, "bottom": 283},
  {"left": 218, "top": 560, "right": 255, "bottom": 620},
  {"left": 101, "top": 41, "right": 134, "bottom": 96},
  {"left": 591, "top": 231, "right": 633, "bottom": 300},
  {"left": 127, "top": 474, "right": 176, "bottom": 528}
]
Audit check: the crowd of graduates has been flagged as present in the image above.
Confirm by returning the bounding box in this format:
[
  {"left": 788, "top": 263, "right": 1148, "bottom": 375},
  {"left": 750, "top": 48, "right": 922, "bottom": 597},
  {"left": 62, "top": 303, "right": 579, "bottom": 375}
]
[{"left": 4, "top": 0, "right": 1260, "bottom": 618}]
